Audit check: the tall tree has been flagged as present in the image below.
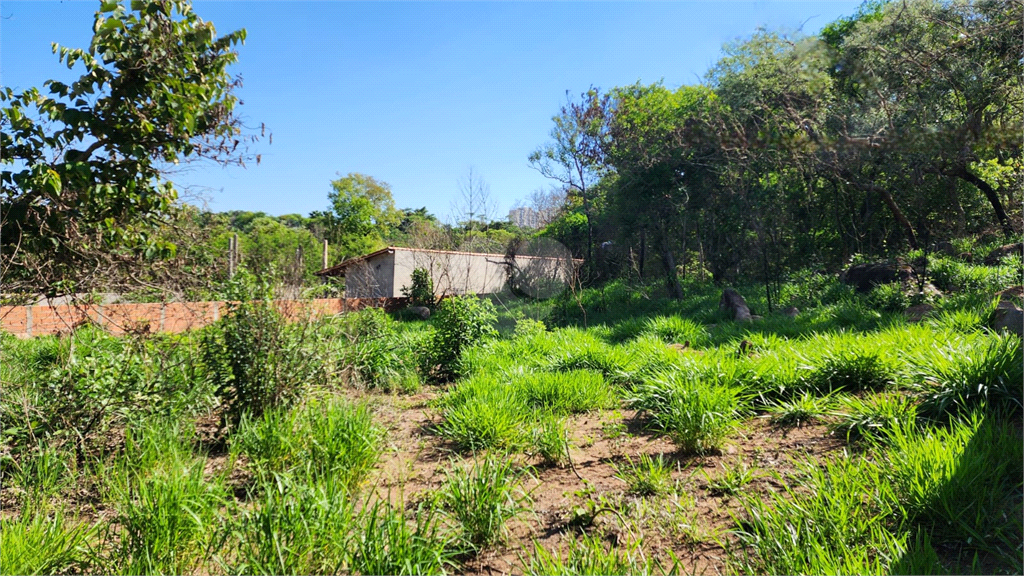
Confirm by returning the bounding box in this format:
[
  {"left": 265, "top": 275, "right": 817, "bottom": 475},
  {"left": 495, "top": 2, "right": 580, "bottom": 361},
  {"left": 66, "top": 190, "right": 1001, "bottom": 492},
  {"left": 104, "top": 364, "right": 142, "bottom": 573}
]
[
  {"left": 1, "top": 0, "right": 259, "bottom": 296},
  {"left": 529, "top": 90, "right": 610, "bottom": 276}
]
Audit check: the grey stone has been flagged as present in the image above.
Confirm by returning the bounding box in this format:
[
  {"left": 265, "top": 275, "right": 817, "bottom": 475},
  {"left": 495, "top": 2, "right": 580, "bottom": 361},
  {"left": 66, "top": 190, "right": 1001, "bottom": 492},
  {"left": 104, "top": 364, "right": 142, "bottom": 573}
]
[{"left": 408, "top": 306, "right": 431, "bottom": 320}]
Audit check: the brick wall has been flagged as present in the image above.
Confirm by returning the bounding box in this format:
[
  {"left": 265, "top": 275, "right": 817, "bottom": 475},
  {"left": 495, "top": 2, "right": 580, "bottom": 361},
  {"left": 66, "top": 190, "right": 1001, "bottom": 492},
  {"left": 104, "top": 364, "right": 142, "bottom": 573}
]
[{"left": 0, "top": 297, "right": 409, "bottom": 338}]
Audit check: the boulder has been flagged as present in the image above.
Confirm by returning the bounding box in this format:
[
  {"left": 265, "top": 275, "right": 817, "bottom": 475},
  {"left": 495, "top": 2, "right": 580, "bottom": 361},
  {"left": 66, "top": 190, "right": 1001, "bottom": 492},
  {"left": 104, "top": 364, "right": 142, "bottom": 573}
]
[
  {"left": 995, "top": 286, "right": 1024, "bottom": 308},
  {"left": 984, "top": 242, "right": 1023, "bottom": 266},
  {"left": 904, "top": 303, "right": 934, "bottom": 323},
  {"left": 407, "top": 305, "right": 431, "bottom": 320},
  {"left": 930, "top": 241, "right": 956, "bottom": 256},
  {"left": 840, "top": 262, "right": 916, "bottom": 293},
  {"left": 719, "top": 289, "right": 752, "bottom": 322},
  {"left": 782, "top": 306, "right": 799, "bottom": 318},
  {"left": 992, "top": 307, "right": 1023, "bottom": 338}
]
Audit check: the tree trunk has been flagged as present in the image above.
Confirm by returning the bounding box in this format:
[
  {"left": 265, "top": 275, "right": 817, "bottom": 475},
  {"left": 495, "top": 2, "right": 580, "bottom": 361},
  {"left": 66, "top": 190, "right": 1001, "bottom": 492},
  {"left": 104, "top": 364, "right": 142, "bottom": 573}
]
[
  {"left": 658, "top": 234, "right": 683, "bottom": 300},
  {"left": 956, "top": 168, "right": 1015, "bottom": 237},
  {"left": 638, "top": 228, "right": 646, "bottom": 280},
  {"left": 845, "top": 174, "right": 919, "bottom": 250}
]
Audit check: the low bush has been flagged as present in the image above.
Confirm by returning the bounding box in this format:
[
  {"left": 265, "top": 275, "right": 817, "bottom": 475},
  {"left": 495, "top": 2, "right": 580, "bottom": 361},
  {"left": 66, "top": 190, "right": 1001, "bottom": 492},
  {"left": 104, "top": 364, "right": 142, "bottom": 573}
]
[{"left": 420, "top": 296, "right": 497, "bottom": 383}]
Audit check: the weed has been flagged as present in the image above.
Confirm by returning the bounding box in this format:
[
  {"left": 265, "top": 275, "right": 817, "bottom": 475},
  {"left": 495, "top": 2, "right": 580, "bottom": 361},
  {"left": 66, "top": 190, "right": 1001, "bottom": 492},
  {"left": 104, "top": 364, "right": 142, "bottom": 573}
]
[
  {"left": 436, "top": 455, "right": 532, "bottom": 549},
  {"left": 349, "top": 499, "right": 460, "bottom": 575},
  {"left": 420, "top": 295, "right": 497, "bottom": 383},
  {"left": 829, "top": 393, "right": 915, "bottom": 442},
  {"left": 911, "top": 336, "right": 1023, "bottom": 420},
  {"left": 767, "top": 392, "right": 833, "bottom": 427},
  {"left": 0, "top": 508, "right": 95, "bottom": 575},
  {"left": 614, "top": 453, "right": 673, "bottom": 496},
  {"left": 810, "top": 349, "right": 895, "bottom": 393},
  {"left": 631, "top": 373, "right": 743, "bottom": 454},
  {"left": 704, "top": 460, "right": 760, "bottom": 497},
  {"left": 520, "top": 532, "right": 660, "bottom": 576},
  {"left": 529, "top": 413, "right": 570, "bottom": 467}
]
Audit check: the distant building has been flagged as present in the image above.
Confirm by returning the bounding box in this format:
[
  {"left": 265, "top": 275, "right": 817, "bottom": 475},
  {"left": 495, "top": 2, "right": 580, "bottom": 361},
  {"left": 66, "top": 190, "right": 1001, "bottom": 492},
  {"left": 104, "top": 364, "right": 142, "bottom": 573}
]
[
  {"left": 508, "top": 207, "right": 555, "bottom": 229},
  {"left": 315, "top": 246, "right": 579, "bottom": 299}
]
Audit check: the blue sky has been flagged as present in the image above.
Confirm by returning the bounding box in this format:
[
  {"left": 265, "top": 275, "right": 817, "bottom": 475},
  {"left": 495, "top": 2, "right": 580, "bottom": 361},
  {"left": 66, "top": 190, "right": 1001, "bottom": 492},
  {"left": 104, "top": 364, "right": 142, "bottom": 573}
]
[{"left": 3, "top": 1, "right": 863, "bottom": 222}]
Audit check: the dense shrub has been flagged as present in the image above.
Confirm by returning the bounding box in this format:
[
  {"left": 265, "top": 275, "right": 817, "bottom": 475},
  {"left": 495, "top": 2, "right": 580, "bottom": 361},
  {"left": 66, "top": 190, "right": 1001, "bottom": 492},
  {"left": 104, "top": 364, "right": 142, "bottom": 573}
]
[
  {"left": 401, "top": 267, "right": 435, "bottom": 308},
  {"left": 420, "top": 296, "right": 497, "bottom": 383},
  {"left": 202, "top": 273, "right": 320, "bottom": 427}
]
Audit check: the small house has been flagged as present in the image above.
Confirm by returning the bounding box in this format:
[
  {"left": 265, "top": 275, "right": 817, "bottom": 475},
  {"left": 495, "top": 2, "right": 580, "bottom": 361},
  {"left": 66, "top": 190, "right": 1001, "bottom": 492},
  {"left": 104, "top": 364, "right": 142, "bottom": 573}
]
[{"left": 315, "top": 246, "right": 577, "bottom": 299}]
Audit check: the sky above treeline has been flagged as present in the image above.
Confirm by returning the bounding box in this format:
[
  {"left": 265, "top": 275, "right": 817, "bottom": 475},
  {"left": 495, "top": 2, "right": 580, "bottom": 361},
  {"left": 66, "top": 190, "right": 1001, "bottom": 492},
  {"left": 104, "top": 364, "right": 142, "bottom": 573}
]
[{"left": 3, "top": 1, "right": 864, "bottom": 223}]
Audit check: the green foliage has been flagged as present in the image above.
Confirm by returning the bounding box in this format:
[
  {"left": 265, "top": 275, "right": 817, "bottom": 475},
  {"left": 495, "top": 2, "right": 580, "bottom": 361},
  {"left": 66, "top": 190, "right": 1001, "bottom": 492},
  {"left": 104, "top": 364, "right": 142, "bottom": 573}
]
[
  {"left": 767, "top": 392, "right": 833, "bottom": 427},
  {"left": 630, "top": 373, "right": 743, "bottom": 454},
  {"left": 809, "top": 350, "right": 895, "bottom": 393},
  {"left": 421, "top": 296, "right": 498, "bottom": 383},
  {"left": 866, "top": 283, "right": 909, "bottom": 313},
  {"left": 704, "top": 460, "right": 760, "bottom": 497},
  {"left": 0, "top": 509, "right": 94, "bottom": 575},
  {"left": 829, "top": 393, "right": 916, "bottom": 443},
  {"left": 529, "top": 412, "right": 570, "bottom": 467},
  {"left": 202, "top": 273, "right": 321, "bottom": 426},
  {"left": 343, "top": 307, "right": 417, "bottom": 391},
  {"left": 879, "top": 413, "right": 1024, "bottom": 571},
  {"left": 401, "top": 267, "right": 435, "bottom": 307},
  {"left": 349, "top": 500, "right": 460, "bottom": 575},
  {"left": 613, "top": 453, "right": 673, "bottom": 496},
  {"left": 911, "top": 336, "right": 1023, "bottom": 420},
  {"left": 521, "top": 533, "right": 657, "bottom": 576},
  {"left": 232, "top": 399, "right": 384, "bottom": 490},
  {"left": 1, "top": 0, "right": 255, "bottom": 295},
  {"left": 436, "top": 455, "right": 532, "bottom": 549}
]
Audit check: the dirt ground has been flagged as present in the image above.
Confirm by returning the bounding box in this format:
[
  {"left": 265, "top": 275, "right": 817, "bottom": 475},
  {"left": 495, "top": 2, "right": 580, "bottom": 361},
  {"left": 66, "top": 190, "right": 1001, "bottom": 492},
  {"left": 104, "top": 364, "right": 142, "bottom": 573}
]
[{"left": 365, "top": 389, "right": 845, "bottom": 575}]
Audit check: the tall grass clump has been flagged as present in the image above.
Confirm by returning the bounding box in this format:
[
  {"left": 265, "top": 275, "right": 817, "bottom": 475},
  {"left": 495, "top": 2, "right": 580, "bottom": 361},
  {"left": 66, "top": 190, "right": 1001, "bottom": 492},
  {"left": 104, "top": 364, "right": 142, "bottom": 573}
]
[
  {"left": 521, "top": 533, "right": 660, "bottom": 576},
  {"left": 829, "top": 393, "right": 916, "bottom": 443},
  {"left": 0, "top": 509, "right": 95, "bottom": 575},
  {"left": 878, "top": 412, "right": 1024, "bottom": 571},
  {"left": 614, "top": 453, "right": 673, "bottom": 496},
  {"left": 344, "top": 307, "right": 415, "bottom": 392},
  {"left": 104, "top": 419, "right": 227, "bottom": 575},
  {"left": 349, "top": 500, "right": 460, "bottom": 575},
  {"left": 911, "top": 336, "right": 1023, "bottom": 420},
  {"left": 515, "top": 370, "right": 617, "bottom": 415},
  {"left": 640, "top": 315, "right": 706, "bottom": 346},
  {"left": 436, "top": 455, "right": 532, "bottom": 549},
  {"left": 732, "top": 456, "right": 908, "bottom": 575},
  {"left": 809, "top": 349, "right": 896, "bottom": 393},
  {"left": 233, "top": 399, "right": 384, "bottom": 489},
  {"left": 229, "top": 476, "right": 353, "bottom": 574},
  {"left": 437, "top": 377, "right": 527, "bottom": 451},
  {"left": 630, "top": 373, "right": 743, "bottom": 454},
  {"left": 202, "top": 272, "right": 323, "bottom": 427}
]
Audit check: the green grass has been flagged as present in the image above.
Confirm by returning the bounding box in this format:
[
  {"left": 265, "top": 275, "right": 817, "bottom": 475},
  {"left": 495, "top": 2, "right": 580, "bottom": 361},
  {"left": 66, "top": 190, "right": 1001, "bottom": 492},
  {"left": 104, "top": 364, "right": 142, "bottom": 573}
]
[
  {"left": 435, "top": 455, "right": 533, "bottom": 549},
  {"left": 0, "top": 508, "right": 95, "bottom": 575},
  {"left": 767, "top": 391, "right": 834, "bottom": 427},
  {"left": 630, "top": 372, "right": 743, "bottom": 454},
  {"left": 910, "top": 336, "right": 1023, "bottom": 420},
  {"left": 614, "top": 453, "right": 674, "bottom": 496}
]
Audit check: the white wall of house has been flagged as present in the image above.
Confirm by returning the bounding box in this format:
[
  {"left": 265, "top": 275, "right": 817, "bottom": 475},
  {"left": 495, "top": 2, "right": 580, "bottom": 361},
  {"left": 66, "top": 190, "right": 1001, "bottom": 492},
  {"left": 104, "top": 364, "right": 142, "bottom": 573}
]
[{"left": 341, "top": 247, "right": 578, "bottom": 299}]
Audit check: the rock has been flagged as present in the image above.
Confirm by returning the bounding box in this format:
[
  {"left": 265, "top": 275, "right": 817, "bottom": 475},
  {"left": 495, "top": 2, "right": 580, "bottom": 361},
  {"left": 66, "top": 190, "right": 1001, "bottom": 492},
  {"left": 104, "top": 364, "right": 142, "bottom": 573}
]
[
  {"left": 995, "top": 286, "right": 1024, "bottom": 308},
  {"left": 992, "top": 307, "right": 1023, "bottom": 338},
  {"left": 904, "top": 303, "right": 934, "bottom": 323},
  {"left": 719, "top": 288, "right": 752, "bottom": 322},
  {"left": 782, "top": 306, "right": 799, "bottom": 318},
  {"left": 931, "top": 241, "right": 956, "bottom": 256},
  {"left": 407, "top": 305, "right": 431, "bottom": 320},
  {"left": 984, "top": 242, "right": 1023, "bottom": 266},
  {"left": 840, "top": 262, "right": 916, "bottom": 293}
]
